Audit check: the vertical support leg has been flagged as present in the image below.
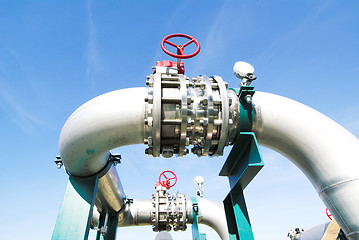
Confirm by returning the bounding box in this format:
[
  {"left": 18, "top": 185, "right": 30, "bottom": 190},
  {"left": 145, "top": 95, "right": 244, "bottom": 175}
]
[
  {"left": 52, "top": 176, "right": 98, "bottom": 240},
  {"left": 223, "top": 190, "right": 255, "bottom": 240},
  {"left": 191, "top": 198, "right": 207, "bottom": 240},
  {"left": 220, "top": 132, "right": 264, "bottom": 240},
  {"left": 223, "top": 194, "right": 240, "bottom": 240},
  {"left": 231, "top": 189, "right": 254, "bottom": 240},
  {"left": 97, "top": 213, "right": 119, "bottom": 240},
  {"left": 192, "top": 213, "right": 201, "bottom": 240}
]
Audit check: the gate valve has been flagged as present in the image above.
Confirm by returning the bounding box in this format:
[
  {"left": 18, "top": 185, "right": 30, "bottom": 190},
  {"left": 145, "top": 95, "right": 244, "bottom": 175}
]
[
  {"left": 158, "top": 33, "right": 200, "bottom": 74},
  {"left": 158, "top": 170, "right": 177, "bottom": 189}
]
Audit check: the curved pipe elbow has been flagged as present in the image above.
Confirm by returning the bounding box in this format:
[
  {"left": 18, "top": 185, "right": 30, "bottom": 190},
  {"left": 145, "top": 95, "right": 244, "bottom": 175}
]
[
  {"left": 59, "top": 87, "right": 147, "bottom": 177},
  {"left": 252, "top": 91, "right": 359, "bottom": 239},
  {"left": 188, "top": 198, "right": 229, "bottom": 240}
]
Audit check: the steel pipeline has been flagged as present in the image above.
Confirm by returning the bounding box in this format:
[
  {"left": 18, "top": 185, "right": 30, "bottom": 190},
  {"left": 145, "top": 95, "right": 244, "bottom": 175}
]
[{"left": 252, "top": 91, "right": 359, "bottom": 240}]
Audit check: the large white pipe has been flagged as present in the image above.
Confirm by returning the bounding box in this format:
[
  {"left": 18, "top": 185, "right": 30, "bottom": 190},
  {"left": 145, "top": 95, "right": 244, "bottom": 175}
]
[
  {"left": 59, "top": 87, "right": 147, "bottom": 177},
  {"left": 252, "top": 91, "right": 359, "bottom": 240}
]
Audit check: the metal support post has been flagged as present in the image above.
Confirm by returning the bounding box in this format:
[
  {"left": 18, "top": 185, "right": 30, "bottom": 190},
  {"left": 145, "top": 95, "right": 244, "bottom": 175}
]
[
  {"left": 220, "top": 86, "right": 263, "bottom": 240},
  {"left": 191, "top": 197, "right": 207, "bottom": 240},
  {"left": 52, "top": 175, "right": 98, "bottom": 240},
  {"left": 223, "top": 189, "right": 253, "bottom": 240}
]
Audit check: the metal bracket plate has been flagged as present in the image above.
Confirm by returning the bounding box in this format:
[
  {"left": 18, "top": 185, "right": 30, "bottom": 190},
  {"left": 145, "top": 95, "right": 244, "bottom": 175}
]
[{"left": 51, "top": 176, "right": 98, "bottom": 240}]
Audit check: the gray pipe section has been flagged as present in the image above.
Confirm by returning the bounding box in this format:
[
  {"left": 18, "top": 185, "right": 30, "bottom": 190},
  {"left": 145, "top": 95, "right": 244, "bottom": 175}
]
[
  {"left": 95, "top": 165, "right": 126, "bottom": 213},
  {"left": 252, "top": 91, "right": 359, "bottom": 240},
  {"left": 117, "top": 198, "right": 229, "bottom": 240},
  {"left": 118, "top": 199, "right": 153, "bottom": 227}
]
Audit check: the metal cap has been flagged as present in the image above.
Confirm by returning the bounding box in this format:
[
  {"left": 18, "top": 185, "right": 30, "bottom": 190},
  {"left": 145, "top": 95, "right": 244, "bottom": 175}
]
[{"left": 233, "top": 61, "right": 254, "bottom": 79}]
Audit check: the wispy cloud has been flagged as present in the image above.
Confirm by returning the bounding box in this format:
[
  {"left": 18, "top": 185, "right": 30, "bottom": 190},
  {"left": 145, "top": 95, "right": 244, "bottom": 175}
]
[
  {"left": 190, "top": 2, "right": 229, "bottom": 76},
  {"left": 254, "top": 2, "right": 332, "bottom": 65},
  {"left": 0, "top": 81, "right": 55, "bottom": 134},
  {"left": 0, "top": 47, "right": 56, "bottom": 134},
  {"left": 86, "top": 0, "right": 102, "bottom": 93}
]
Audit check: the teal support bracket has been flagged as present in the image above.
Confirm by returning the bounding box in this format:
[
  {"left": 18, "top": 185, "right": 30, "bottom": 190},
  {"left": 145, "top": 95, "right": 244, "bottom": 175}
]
[
  {"left": 220, "top": 86, "right": 264, "bottom": 240},
  {"left": 220, "top": 132, "right": 263, "bottom": 191},
  {"left": 220, "top": 132, "right": 263, "bottom": 240},
  {"left": 231, "top": 86, "right": 255, "bottom": 132},
  {"left": 52, "top": 175, "right": 99, "bottom": 240},
  {"left": 96, "top": 213, "right": 119, "bottom": 240},
  {"left": 191, "top": 197, "right": 207, "bottom": 240}
]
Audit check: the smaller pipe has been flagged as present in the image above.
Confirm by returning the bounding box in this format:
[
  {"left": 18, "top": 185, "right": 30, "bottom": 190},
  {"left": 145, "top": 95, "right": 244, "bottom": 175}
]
[
  {"left": 191, "top": 198, "right": 229, "bottom": 240},
  {"left": 95, "top": 165, "right": 126, "bottom": 214},
  {"left": 118, "top": 199, "right": 153, "bottom": 227},
  {"left": 117, "top": 198, "right": 229, "bottom": 240}
]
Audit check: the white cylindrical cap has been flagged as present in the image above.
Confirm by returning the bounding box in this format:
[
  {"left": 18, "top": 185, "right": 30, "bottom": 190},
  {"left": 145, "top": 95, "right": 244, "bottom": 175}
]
[
  {"left": 194, "top": 176, "right": 204, "bottom": 186},
  {"left": 233, "top": 61, "right": 254, "bottom": 79}
]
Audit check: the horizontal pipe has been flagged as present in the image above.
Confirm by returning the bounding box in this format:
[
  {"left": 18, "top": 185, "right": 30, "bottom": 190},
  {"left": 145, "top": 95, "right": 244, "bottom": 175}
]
[
  {"left": 118, "top": 199, "right": 153, "bottom": 227},
  {"left": 118, "top": 198, "right": 229, "bottom": 240},
  {"left": 252, "top": 91, "right": 359, "bottom": 240}
]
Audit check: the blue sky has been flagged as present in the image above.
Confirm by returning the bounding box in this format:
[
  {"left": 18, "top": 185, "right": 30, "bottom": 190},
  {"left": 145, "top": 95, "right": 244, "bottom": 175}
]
[{"left": 1, "top": 1, "right": 359, "bottom": 239}]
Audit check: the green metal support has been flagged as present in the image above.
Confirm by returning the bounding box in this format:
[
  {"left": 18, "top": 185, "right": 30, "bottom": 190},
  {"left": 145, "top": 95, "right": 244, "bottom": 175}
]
[
  {"left": 96, "top": 213, "right": 119, "bottom": 240},
  {"left": 52, "top": 175, "right": 98, "bottom": 240},
  {"left": 191, "top": 197, "right": 207, "bottom": 240},
  {"left": 220, "top": 86, "right": 264, "bottom": 240}
]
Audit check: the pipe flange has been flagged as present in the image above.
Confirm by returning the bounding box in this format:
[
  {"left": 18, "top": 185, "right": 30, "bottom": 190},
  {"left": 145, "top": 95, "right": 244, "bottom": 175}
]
[
  {"left": 178, "top": 75, "right": 190, "bottom": 157},
  {"left": 213, "top": 76, "right": 229, "bottom": 156},
  {"left": 171, "top": 193, "right": 187, "bottom": 231},
  {"left": 201, "top": 75, "right": 214, "bottom": 156},
  {"left": 152, "top": 189, "right": 171, "bottom": 232},
  {"left": 144, "top": 71, "right": 238, "bottom": 158}
]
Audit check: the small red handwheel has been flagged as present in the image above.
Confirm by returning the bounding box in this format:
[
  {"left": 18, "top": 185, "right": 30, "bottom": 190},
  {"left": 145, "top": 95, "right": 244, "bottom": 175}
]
[
  {"left": 161, "top": 33, "right": 200, "bottom": 59},
  {"left": 326, "top": 208, "right": 333, "bottom": 220},
  {"left": 159, "top": 170, "right": 177, "bottom": 188}
]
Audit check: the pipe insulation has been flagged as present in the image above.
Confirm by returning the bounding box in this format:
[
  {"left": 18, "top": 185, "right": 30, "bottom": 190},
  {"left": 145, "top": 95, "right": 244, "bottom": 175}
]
[{"left": 252, "top": 91, "right": 359, "bottom": 240}]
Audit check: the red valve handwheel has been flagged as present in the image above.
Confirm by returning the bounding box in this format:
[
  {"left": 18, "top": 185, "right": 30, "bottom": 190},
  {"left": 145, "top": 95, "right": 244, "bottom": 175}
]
[
  {"left": 159, "top": 170, "right": 177, "bottom": 188},
  {"left": 326, "top": 208, "right": 333, "bottom": 220},
  {"left": 161, "top": 33, "right": 200, "bottom": 59}
]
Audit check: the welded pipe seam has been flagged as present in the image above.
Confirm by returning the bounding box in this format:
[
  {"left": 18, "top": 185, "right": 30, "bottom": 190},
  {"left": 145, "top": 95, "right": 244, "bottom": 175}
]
[
  {"left": 347, "top": 231, "right": 359, "bottom": 238},
  {"left": 319, "top": 178, "right": 359, "bottom": 195}
]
